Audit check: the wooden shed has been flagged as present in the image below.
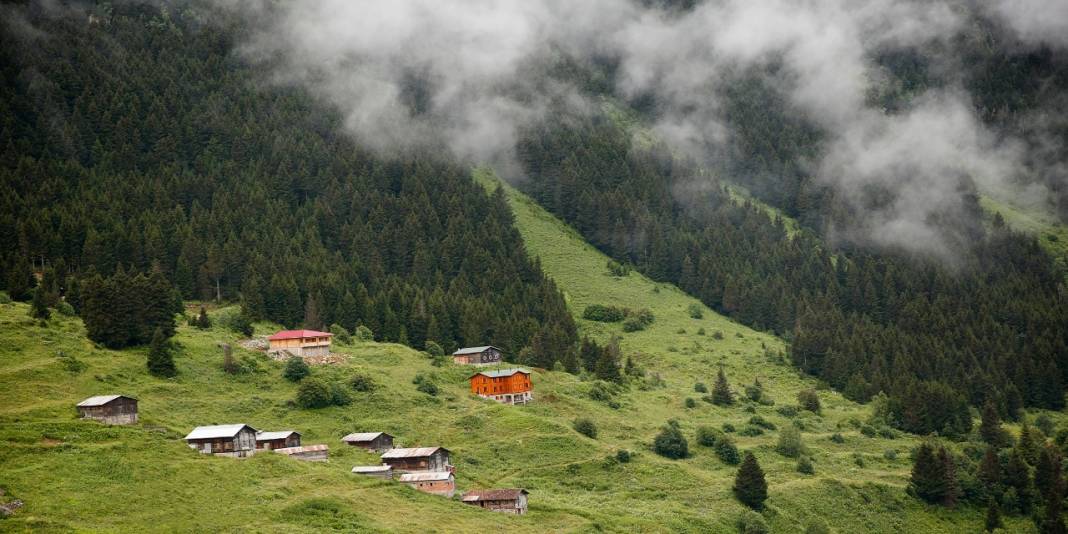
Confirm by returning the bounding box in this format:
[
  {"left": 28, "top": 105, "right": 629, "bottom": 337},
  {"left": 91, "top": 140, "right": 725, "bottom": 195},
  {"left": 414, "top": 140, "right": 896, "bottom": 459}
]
[
  {"left": 380, "top": 447, "right": 451, "bottom": 473},
  {"left": 76, "top": 395, "right": 138, "bottom": 425},
  {"left": 256, "top": 430, "right": 301, "bottom": 450},
  {"left": 352, "top": 464, "right": 393, "bottom": 480},
  {"left": 184, "top": 424, "right": 258, "bottom": 457},
  {"left": 452, "top": 346, "right": 502, "bottom": 366},
  {"left": 469, "top": 369, "right": 532, "bottom": 405},
  {"left": 341, "top": 432, "right": 394, "bottom": 452},
  {"left": 398, "top": 471, "right": 455, "bottom": 497},
  {"left": 462, "top": 489, "right": 529, "bottom": 514},
  {"left": 267, "top": 330, "right": 332, "bottom": 357},
  {"left": 273, "top": 444, "right": 328, "bottom": 462}
]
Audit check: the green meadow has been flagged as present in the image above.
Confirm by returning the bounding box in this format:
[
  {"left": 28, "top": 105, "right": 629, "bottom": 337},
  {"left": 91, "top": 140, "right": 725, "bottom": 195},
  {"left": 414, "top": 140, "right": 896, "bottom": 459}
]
[{"left": 0, "top": 174, "right": 1032, "bottom": 533}]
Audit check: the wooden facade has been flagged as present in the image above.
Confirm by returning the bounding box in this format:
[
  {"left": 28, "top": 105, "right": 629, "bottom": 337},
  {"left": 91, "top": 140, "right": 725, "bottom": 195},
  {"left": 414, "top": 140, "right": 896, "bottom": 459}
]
[
  {"left": 76, "top": 395, "right": 138, "bottom": 425},
  {"left": 452, "top": 346, "right": 502, "bottom": 366},
  {"left": 273, "top": 444, "right": 328, "bottom": 462},
  {"left": 462, "top": 489, "right": 529, "bottom": 514},
  {"left": 352, "top": 465, "right": 393, "bottom": 480},
  {"left": 380, "top": 447, "right": 451, "bottom": 473},
  {"left": 469, "top": 369, "right": 532, "bottom": 405},
  {"left": 398, "top": 472, "right": 455, "bottom": 497},
  {"left": 341, "top": 432, "right": 394, "bottom": 452},
  {"left": 267, "top": 330, "right": 332, "bottom": 357},
  {"left": 256, "top": 431, "right": 301, "bottom": 450},
  {"left": 184, "top": 424, "right": 258, "bottom": 457}
]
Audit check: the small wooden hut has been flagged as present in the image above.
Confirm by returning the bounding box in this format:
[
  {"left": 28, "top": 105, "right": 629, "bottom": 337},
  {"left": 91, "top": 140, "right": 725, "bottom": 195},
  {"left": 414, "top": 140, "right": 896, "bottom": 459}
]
[
  {"left": 398, "top": 471, "right": 455, "bottom": 497},
  {"left": 184, "top": 424, "right": 258, "bottom": 457},
  {"left": 341, "top": 432, "right": 394, "bottom": 452},
  {"left": 380, "top": 447, "right": 451, "bottom": 473},
  {"left": 451, "top": 346, "right": 502, "bottom": 366},
  {"left": 76, "top": 395, "right": 138, "bottom": 425},
  {"left": 462, "top": 489, "right": 529, "bottom": 514},
  {"left": 267, "top": 330, "right": 332, "bottom": 357},
  {"left": 256, "top": 430, "right": 301, "bottom": 450}
]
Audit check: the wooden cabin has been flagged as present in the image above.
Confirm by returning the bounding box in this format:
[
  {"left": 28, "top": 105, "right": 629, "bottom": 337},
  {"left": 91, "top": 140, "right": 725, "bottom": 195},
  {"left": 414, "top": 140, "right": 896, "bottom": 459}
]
[
  {"left": 380, "top": 447, "right": 451, "bottom": 473},
  {"left": 341, "top": 432, "right": 394, "bottom": 452},
  {"left": 184, "top": 424, "right": 258, "bottom": 457},
  {"left": 351, "top": 464, "right": 393, "bottom": 480},
  {"left": 452, "top": 345, "right": 502, "bottom": 366},
  {"left": 469, "top": 369, "right": 532, "bottom": 405},
  {"left": 256, "top": 430, "right": 301, "bottom": 450},
  {"left": 273, "top": 444, "right": 328, "bottom": 462},
  {"left": 267, "top": 330, "right": 332, "bottom": 357},
  {"left": 462, "top": 489, "right": 529, "bottom": 514},
  {"left": 76, "top": 395, "right": 138, "bottom": 425},
  {"left": 398, "top": 471, "right": 455, "bottom": 497}
]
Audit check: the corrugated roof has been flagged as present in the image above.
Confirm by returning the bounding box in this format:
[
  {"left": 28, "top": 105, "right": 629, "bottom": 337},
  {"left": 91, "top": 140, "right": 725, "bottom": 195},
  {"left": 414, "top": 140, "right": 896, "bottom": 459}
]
[
  {"left": 76, "top": 394, "right": 135, "bottom": 407},
  {"left": 184, "top": 424, "right": 256, "bottom": 440},
  {"left": 462, "top": 489, "right": 528, "bottom": 502},
  {"left": 452, "top": 345, "right": 499, "bottom": 355},
  {"left": 267, "top": 330, "right": 333, "bottom": 341},
  {"left": 398, "top": 471, "right": 452, "bottom": 482},
  {"left": 469, "top": 368, "right": 530, "bottom": 379},
  {"left": 380, "top": 446, "right": 448, "bottom": 459},
  {"left": 274, "top": 444, "right": 328, "bottom": 455},
  {"left": 352, "top": 465, "right": 392, "bottom": 473},
  {"left": 256, "top": 431, "right": 300, "bottom": 441},
  {"left": 341, "top": 432, "right": 390, "bottom": 442}
]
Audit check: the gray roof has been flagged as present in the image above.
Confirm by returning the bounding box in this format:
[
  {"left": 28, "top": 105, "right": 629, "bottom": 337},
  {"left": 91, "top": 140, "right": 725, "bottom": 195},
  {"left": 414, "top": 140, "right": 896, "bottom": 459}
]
[
  {"left": 398, "top": 471, "right": 453, "bottom": 482},
  {"left": 452, "top": 345, "right": 499, "bottom": 355},
  {"left": 470, "top": 368, "right": 529, "bottom": 379},
  {"left": 352, "top": 464, "right": 392, "bottom": 473},
  {"left": 256, "top": 431, "right": 300, "bottom": 441},
  {"left": 184, "top": 424, "right": 256, "bottom": 440},
  {"left": 76, "top": 395, "right": 135, "bottom": 407},
  {"left": 380, "top": 446, "right": 448, "bottom": 459},
  {"left": 341, "top": 432, "right": 391, "bottom": 443}
]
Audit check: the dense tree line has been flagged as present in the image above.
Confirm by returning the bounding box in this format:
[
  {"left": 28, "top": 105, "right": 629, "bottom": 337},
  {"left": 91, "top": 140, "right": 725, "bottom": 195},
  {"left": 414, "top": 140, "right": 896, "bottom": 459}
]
[
  {"left": 517, "top": 110, "right": 1068, "bottom": 435},
  {"left": 0, "top": 3, "right": 576, "bottom": 361}
]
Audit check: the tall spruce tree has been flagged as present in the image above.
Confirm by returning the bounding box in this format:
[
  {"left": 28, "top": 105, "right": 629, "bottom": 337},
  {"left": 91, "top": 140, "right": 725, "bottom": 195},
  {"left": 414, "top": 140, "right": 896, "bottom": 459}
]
[
  {"left": 712, "top": 366, "right": 735, "bottom": 406},
  {"left": 733, "top": 452, "right": 768, "bottom": 510},
  {"left": 980, "top": 401, "right": 1008, "bottom": 447},
  {"left": 30, "top": 286, "right": 50, "bottom": 320},
  {"left": 909, "top": 442, "right": 948, "bottom": 504},
  {"left": 985, "top": 498, "right": 1003, "bottom": 532},
  {"left": 147, "top": 327, "right": 176, "bottom": 378}
]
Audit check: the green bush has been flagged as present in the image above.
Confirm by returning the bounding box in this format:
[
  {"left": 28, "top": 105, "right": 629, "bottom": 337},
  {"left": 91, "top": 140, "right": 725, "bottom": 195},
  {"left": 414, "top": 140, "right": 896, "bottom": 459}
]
[
  {"left": 715, "top": 436, "right": 741, "bottom": 464},
  {"left": 295, "top": 378, "right": 332, "bottom": 408},
  {"left": 747, "top": 415, "right": 776, "bottom": 431},
  {"left": 685, "top": 397, "right": 697, "bottom": 409},
  {"left": 804, "top": 520, "right": 831, "bottom": 534},
  {"left": 694, "top": 382, "right": 708, "bottom": 393},
  {"left": 606, "top": 260, "right": 631, "bottom": 277},
  {"left": 776, "top": 426, "right": 803, "bottom": 458},
  {"left": 350, "top": 373, "right": 376, "bottom": 392},
  {"left": 354, "top": 325, "right": 373, "bottom": 341},
  {"left": 738, "top": 426, "right": 764, "bottom": 437},
  {"left": 696, "top": 426, "right": 720, "bottom": 447},
  {"left": 424, "top": 340, "right": 444, "bottom": 358},
  {"left": 697, "top": 327, "right": 706, "bottom": 335},
  {"left": 830, "top": 432, "right": 846, "bottom": 444},
  {"left": 616, "top": 449, "right": 631, "bottom": 463},
  {"left": 653, "top": 422, "right": 689, "bottom": 459},
  {"left": 688, "top": 303, "right": 703, "bottom": 319},
  {"left": 413, "top": 373, "right": 439, "bottom": 396},
  {"left": 735, "top": 510, "right": 769, "bottom": 534},
  {"left": 573, "top": 418, "right": 598, "bottom": 439},
  {"left": 797, "top": 389, "right": 821, "bottom": 414},
  {"left": 722, "top": 422, "right": 736, "bottom": 433},
  {"left": 283, "top": 357, "right": 311, "bottom": 382},
  {"left": 712, "top": 330, "right": 724, "bottom": 340},
  {"left": 797, "top": 456, "right": 815, "bottom": 474},
  {"left": 776, "top": 405, "right": 798, "bottom": 417},
  {"left": 329, "top": 323, "right": 352, "bottom": 344},
  {"left": 0, "top": 291, "right": 10, "bottom": 304},
  {"left": 883, "top": 449, "right": 898, "bottom": 460},
  {"left": 582, "top": 304, "right": 626, "bottom": 323},
  {"left": 57, "top": 301, "right": 76, "bottom": 316}
]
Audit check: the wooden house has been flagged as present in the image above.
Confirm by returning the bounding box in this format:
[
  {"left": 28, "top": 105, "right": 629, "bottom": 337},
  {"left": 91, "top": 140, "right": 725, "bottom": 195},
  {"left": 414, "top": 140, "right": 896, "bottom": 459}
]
[
  {"left": 184, "top": 424, "right": 258, "bottom": 457},
  {"left": 351, "top": 464, "right": 393, "bottom": 480},
  {"left": 398, "top": 471, "right": 455, "bottom": 497},
  {"left": 76, "top": 395, "right": 138, "bottom": 425},
  {"left": 380, "top": 447, "right": 451, "bottom": 473},
  {"left": 273, "top": 444, "right": 328, "bottom": 462},
  {"left": 469, "top": 369, "right": 532, "bottom": 405},
  {"left": 341, "top": 432, "right": 394, "bottom": 452},
  {"left": 462, "top": 489, "right": 529, "bottom": 514},
  {"left": 256, "top": 430, "right": 301, "bottom": 450},
  {"left": 267, "top": 330, "right": 332, "bottom": 357},
  {"left": 451, "top": 345, "right": 502, "bottom": 366}
]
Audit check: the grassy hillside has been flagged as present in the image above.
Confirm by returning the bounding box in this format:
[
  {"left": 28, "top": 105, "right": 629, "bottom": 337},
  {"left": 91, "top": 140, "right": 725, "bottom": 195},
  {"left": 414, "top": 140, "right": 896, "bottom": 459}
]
[
  {"left": 980, "top": 195, "right": 1068, "bottom": 277},
  {"left": 0, "top": 176, "right": 1029, "bottom": 533}
]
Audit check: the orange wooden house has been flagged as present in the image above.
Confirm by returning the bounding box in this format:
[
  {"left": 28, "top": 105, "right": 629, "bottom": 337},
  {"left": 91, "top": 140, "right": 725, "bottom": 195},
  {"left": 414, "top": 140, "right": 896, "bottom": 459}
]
[
  {"left": 267, "top": 330, "right": 332, "bottom": 357},
  {"left": 469, "top": 369, "right": 532, "bottom": 405}
]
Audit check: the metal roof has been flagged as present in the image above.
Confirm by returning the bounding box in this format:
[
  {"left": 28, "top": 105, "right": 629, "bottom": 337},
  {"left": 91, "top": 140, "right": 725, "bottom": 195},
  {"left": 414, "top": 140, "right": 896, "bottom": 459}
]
[
  {"left": 398, "top": 471, "right": 453, "bottom": 482},
  {"left": 341, "top": 432, "right": 391, "bottom": 442},
  {"left": 274, "top": 444, "right": 328, "bottom": 455},
  {"left": 256, "top": 431, "right": 300, "bottom": 441},
  {"left": 462, "top": 489, "right": 528, "bottom": 502},
  {"left": 76, "top": 395, "right": 135, "bottom": 407},
  {"left": 267, "top": 330, "right": 333, "bottom": 341},
  {"left": 352, "top": 465, "right": 392, "bottom": 473},
  {"left": 183, "top": 424, "right": 256, "bottom": 440},
  {"left": 469, "top": 368, "right": 530, "bottom": 379},
  {"left": 452, "top": 345, "right": 499, "bottom": 355},
  {"left": 380, "top": 446, "right": 448, "bottom": 459}
]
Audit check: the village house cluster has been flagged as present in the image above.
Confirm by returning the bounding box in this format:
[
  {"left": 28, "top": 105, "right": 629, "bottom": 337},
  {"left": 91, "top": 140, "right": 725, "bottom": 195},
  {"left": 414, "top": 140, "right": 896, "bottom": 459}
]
[{"left": 73, "top": 341, "right": 535, "bottom": 516}]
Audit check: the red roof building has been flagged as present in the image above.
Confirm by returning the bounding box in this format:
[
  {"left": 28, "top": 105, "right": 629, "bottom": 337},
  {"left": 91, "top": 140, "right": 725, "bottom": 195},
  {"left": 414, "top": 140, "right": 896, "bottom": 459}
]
[{"left": 267, "top": 330, "right": 332, "bottom": 357}]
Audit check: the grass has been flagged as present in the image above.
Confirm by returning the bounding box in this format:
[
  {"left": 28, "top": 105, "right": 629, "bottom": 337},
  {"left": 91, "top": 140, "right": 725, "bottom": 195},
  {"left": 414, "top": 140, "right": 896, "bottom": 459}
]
[
  {"left": 0, "top": 174, "right": 1032, "bottom": 533},
  {"left": 980, "top": 194, "right": 1068, "bottom": 277}
]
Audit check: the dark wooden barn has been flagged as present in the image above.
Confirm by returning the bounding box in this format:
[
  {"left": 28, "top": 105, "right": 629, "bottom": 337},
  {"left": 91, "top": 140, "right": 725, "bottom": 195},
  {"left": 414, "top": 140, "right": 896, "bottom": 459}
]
[
  {"left": 341, "top": 432, "right": 394, "bottom": 452},
  {"left": 380, "top": 447, "right": 451, "bottom": 473},
  {"left": 183, "top": 424, "right": 258, "bottom": 457},
  {"left": 76, "top": 395, "right": 138, "bottom": 425},
  {"left": 462, "top": 488, "right": 529, "bottom": 514}
]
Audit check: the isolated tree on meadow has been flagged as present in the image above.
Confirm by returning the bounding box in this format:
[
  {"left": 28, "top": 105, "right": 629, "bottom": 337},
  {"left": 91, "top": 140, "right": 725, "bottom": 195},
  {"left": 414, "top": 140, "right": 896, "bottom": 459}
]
[
  {"left": 733, "top": 452, "right": 768, "bottom": 510},
  {"left": 712, "top": 366, "right": 735, "bottom": 406},
  {"left": 30, "top": 287, "right": 50, "bottom": 320},
  {"left": 147, "top": 327, "right": 176, "bottom": 377}
]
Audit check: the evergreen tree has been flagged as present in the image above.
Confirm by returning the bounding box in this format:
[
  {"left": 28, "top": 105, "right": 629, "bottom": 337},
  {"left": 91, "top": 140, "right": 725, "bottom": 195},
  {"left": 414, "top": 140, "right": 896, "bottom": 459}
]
[
  {"left": 283, "top": 356, "right": 311, "bottom": 382},
  {"left": 653, "top": 421, "right": 689, "bottom": 459},
  {"left": 146, "top": 327, "right": 176, "bottom": 377},
  {"left": 1004, "top": 448, "right": 1035, "bottom": 514},
  {"left": 938, "top": 447, "right": 961, "bottom": 508},
  {"left": 978, "top": 446, "right": 1002, "bottom": 491},
  {"left": 909, "top": 442, "right": 947, "bottom": 504},
  {"left": 594, "top": 339, "right": 622, "bottom": 383},
  {"left": 196, "top": 306, "right": 211, "bottom": 330},
  {"left": 733, "top": 452, "right": 768, "bottom": 510},
  {"left": 30, "top": 287, "right": 50, "bottom": 320},
  {"left": 712, "top": 366, "right": 735, "bottom": 406},
  {"left": 1036, "top": 446, "right": 1064, "bottom": 503},
  {"left": 985, "top": 498, "right": 1003, "bottom": 532},
  {"left": 980, "top": 401, "right": 1008, "bottom": 446}
]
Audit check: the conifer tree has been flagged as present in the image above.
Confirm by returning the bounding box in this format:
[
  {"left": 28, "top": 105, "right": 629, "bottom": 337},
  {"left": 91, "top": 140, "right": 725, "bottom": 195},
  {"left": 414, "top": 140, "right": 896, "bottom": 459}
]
[
  {"left": 985, "top": 498, "right": 1003, "bottom": 532},
  {"left": 733, "top": 452, "right": 768, "bottom": 510},
  {"left": 594, "top": 339, "right": 622, "bottom": 383},
  {"left": 938, "top": 446, "right": 961, "bottom": 508},
  {"left": 712, "top": 366, "right": 734, "bottom": 406},
  {"left": 196, "top": 306, "right": 211, "bottom": 330},
  {"left": 652, "top": 421, "right": 689, "bottom": 459},
  {"left": 979, "top": 401, "right": 1008, "bottom": 446},
  {"left": 147, "top": 327, "right": 176, "bottom": 377},
  {"left": 1036, "top": 446, "right": 1064, "bottom": 503},
  {"left": 978, "top": 446, "right": 1002, "bottom": 491},
  {"left": 909, "top": 442, "right": 947, "bottom": 504},
  {"left": 1004, "top": 448, "right": 1035, "bottom": 514},
  {"left": 30, "top": 287, "right": 50, "bottom": 320}
]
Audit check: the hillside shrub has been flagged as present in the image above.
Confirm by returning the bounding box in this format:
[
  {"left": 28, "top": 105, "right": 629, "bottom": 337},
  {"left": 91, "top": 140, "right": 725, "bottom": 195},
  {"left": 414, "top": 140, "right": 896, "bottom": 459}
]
[
  {"left": 616, "top": 449, "right": 631, "bottom": 463},
  {"left": 147, "top": 328, "right": 176, "bottom": 378},
  {"left": 797, "top": 389, "right": 821, "bottom": 414},
  {"left": 797, "top": 455, "right": 815, "bottom": 474},
  {"left": 0, "top": 291, "right": 10, "bottom": 304},
  {"left": 195, "top": 306, "right": 211, "bottom": 329},
  {"left": 283, "top": 357, "right": 311, "bottom": 382},
  {"left": 573, "top": 418, "right": 598, "bottom": 439},
  {"left": 776, "top": 426, "right": 803, "bottom": 458},
  {"left": 412, "top": 373, "right": 439, "bottom": 396},
  {"left": 747, "top": 416, "right": 776, "bottom": 431},
  {"left": 804, "top": 520, "right": 831, "bottom": 534},
  {"left": 715, "top": 437, "right": 741, "bottom": 464},
  {"left": 712, "top": 330, "right": 724, "bottom": 339},
  {"left": 695, "top": 382, "right": 708, "bottom": 393},
  {"left": 582, "top": 304, "right": 626, "bottom": 323},
  {"left": 685, "top": 397, "right": 697, "bottom": 409},
  {"left": 712, "top": 367, "right": 735, "bottom": 406},
  {"left": 296, "top": 378, "right": 350, "bottom": 409},
  {"left": 688, "top": 303, "right": 703, "bottom": 319},
  {"left": 57, "top": 301, "right": 76, "bottom": 316},
  {"left": 350, "top": 373, "right": 376, "bottom": 392},
  {"left": 830, "top": 432, "right": 845, "bottom": 444},
  {"left": 697, "top": 327, "right": 706, "bottom": 335},
  {"left": 606, "top": 260, "right": 631, "bottom": 277},
  {"left": 735, "top": 510, "right": 769, "bottom": 534},
  {"left": 329, "top": 324, "right": 352, "bottom": 344},
  {"left": 723, "top": 422, "right": 736, "bottom": 433},
  {"left": 745, "top": 379, "right": 764, "bottom": 402},
  {"left": 884, "top": 449, "right": 898, "bottom": 460},
  {"left": 696, "top": 426, "right": 720, "bottom": 447},
  {"left": 354, "top": 325, "right": 373, "bottom": 341},
  {"left": 653, "top": 421, "right": 689, "bottom": 459},
  {"left": 776, "top": 405, "right": 798, "bottom": 417},
  {"left": 424, "top": 341, "right": 444, "bottom": 358},
  {"left": 738, "top": 426, "right": 764, "bottom": 437}
]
